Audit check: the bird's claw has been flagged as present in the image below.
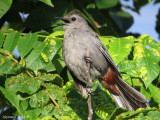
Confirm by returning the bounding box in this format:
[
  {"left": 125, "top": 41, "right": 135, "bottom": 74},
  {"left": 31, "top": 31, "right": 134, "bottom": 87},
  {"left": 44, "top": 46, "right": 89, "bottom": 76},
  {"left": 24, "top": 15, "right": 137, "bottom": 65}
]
[
  {"left": 86, "top": 86, "right": 97, "bottom": 96},
  {"left": 84, "top": 56, "right": 92, "bottom": 63}
]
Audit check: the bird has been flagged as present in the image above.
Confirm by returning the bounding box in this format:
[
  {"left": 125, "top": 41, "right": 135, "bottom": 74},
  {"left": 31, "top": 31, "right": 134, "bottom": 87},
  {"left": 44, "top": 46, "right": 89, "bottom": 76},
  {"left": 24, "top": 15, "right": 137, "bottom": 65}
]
[{"left": 56, "top": 10, "right": 148, "bottom": 111}]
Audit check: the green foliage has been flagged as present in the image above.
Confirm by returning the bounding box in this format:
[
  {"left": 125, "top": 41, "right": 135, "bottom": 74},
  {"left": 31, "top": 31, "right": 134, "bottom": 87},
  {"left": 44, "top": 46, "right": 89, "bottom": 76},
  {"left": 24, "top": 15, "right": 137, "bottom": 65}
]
[
  {"left": 18, "top": 33, "right": 38, "bottom": 59},
  {"left": 109, "top": 107, "right": 160, "bottom": 120},
  {"left": 0, "top": 0, "right": 160, "bottom": 120},
  {"left": 0, "top": 0, "right": 12, "bottom": 18},
  {"left": 95, "top": 0, "right": 118, "bottom": 9},
  {"left": 25, "top": 32, "right": 62, "bottom": 70},
  {"left": 108, "top": 36, "right": 134, "bottom": 65},
  {"left": 39, "top": 0, "right": 54, "bottom": 7},
  {"left": 0, "top": 30, "right": 159, "bottom": 120},
  {"left": 133, "top": 35, "right": 160, "bottom": 87},
  {"left": 3, "top": 29, "right": 20, "bottom": 52}
]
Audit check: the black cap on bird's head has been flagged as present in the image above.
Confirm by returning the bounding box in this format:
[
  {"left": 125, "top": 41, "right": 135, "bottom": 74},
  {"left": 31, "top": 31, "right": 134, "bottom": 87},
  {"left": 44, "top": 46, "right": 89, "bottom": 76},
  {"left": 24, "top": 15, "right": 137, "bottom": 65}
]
[{"left": 56, "top": 10, "right": 89, "bottom": 30}]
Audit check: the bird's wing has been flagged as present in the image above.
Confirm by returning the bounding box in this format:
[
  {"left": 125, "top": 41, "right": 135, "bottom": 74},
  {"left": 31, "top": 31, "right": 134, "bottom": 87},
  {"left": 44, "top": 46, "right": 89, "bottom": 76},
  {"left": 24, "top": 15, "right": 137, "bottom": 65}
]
[
  {"left": 68, "top": 70, "right": 88, "bottom": 98},
  {"left": 93, "top": 36, "right": 121, "bottom": 76}
]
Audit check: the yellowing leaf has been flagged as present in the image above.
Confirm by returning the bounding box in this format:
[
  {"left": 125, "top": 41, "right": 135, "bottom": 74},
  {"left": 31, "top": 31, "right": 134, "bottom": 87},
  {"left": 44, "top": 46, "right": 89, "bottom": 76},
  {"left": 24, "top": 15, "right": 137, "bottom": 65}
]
[
  {"left": 108, "top": 36, "right": 134, "bottom": 65},
  {"left": 133, "top": 35, "right": 160, "bottom": 87}
]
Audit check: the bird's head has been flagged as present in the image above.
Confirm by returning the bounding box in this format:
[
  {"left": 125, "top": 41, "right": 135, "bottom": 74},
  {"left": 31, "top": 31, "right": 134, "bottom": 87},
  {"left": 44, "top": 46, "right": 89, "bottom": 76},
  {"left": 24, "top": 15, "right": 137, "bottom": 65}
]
[{"left": 56, "top": 11, "right": 89, "bottom": 30}]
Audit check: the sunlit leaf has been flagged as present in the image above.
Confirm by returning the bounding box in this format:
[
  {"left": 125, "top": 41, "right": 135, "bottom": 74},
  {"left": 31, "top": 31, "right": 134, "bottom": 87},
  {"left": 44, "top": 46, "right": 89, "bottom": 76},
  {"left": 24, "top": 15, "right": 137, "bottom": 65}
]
[
  {"left": 3, "top": 30, "right": 20, "bottom": 52},
  {"left": 108, "top": 36, "right": 134, "bottom": 65},
  {"left": 146, "top": 111, "right": 160, "bottom": 119},
  {"left": 148, "top": 84, "right": 160, "bottom": 104},
  {"left": 18, "top": 33, "right": 38, "bottom": 58},
  {"left": 26, "top": 33, "right": 62, "bottom": 70},
  {"left": 99, "top": 36, "right": 110, "bottom": 47},
  {"left": 119, "top": 60, "right": 139, "bottom": 77},
  {"left": 109, "top": 107, "right": 158, "bottom": 120},
  {"left": 133, "top": 35, "right": 160, "bottom": 87}
]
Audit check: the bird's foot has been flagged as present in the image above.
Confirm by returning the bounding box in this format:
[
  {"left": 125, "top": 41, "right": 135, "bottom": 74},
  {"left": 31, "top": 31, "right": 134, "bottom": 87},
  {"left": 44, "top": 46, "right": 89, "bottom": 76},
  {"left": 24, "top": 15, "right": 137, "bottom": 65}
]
[
  {"left": 84, "top": 55, "right": 92, "bottom": 63},
  {"left": 86, "top": 86, "right": 97, "bottom": 96}
]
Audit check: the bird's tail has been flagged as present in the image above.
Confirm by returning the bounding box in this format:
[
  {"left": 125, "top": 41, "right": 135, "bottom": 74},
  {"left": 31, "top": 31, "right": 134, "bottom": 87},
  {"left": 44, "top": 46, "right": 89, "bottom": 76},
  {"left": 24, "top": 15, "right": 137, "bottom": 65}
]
[
  {"left": 111, "top": 75, "right": 148, "bottom": 110},
  {"left": 100, "top": 67, "right": 148, "bottom": 110}
]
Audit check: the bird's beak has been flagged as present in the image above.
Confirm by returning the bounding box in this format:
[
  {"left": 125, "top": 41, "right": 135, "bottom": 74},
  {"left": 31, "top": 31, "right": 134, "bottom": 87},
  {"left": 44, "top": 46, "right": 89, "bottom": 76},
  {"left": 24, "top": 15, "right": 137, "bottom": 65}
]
[{"left": 56, "top": 17, "right": 69, "bottom": 26}]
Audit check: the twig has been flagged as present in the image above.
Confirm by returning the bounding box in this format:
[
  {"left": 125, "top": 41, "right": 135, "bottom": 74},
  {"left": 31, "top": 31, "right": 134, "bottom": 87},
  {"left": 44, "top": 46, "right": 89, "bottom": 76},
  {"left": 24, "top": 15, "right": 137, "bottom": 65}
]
[
  {"left": 45, "top": 89, "right": 60, "bottom": 108},
  {"left": 85, "top": 50, "right": 93, "bottom": 120},
  {"left": 26, "top": 70, "right": 34, "bottom": 78}
]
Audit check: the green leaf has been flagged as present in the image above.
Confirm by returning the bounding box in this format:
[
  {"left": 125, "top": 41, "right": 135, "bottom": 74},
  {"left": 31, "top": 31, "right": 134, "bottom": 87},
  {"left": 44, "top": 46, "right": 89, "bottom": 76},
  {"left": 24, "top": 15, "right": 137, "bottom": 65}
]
[
  {"left": 148, "top": 84, "right": 160, "bottom": 104},
  {"left": 109, "top": 107, "right": 128, "bottom": 120},
  {"left": 63, "top": 80, "right": 116, "bottom": 120},
  {"left": 5, "top": 73, "right": 42, "bottom": 95},
  {"left": 93, "top": 85, "right": 117, "bottom": 119},
  {"left": 49, "top": 31, "right": 64, "bottom": 37},
  {"left": 137, "top": 113, "right": 147, "bottom": 120},
  {"left": 40, "top": 104, "right": 55, "bottom": 118},
  {"left": 26, "top": 42, "right": 46, "bottom": 70},
  {"left": 22, "top": 108, "right": 41, "bottom": 120},
  {"left": 41, "top": 116, "right": 55, "bottom": 120},
  {"left": 43, "top": 83, "right": 65, "bottom": 103},
  {"left": 29, "top": 90, "right": 50, "bottom": 108},
  {"left": 52, "top": 54, "right": 65, "bottom": 74},
  {"left": 120, "top": 74, "right": 143, "bottom": 88},
  {"left": 40, "top": 73, "right": 63, "bottom": 87},
  {"left": 26, "top": 33, "right": 62, "bottom": 70},
  {"left": 41, "top": 83, "right": 81, "bottom": 119},
  {"left": 86, "top": 3, "right": 96, "bottom": 9},
  {"left": 0, "top": 86, "right": 21, "bottom": 114},
  {"left": 147, "top": 111, "right": 160, "bottom": 119},
  {"left": 18, "top": 33, "right": 38, "bottom": 58},
  {"left": 0, "top": 33, "right": 5, "bottom": 47},
  {"left": 109, "top": 107, "right": 158, "bottom": 120},
  {"left": 95, "top": 0, "right": 118, "bottom": 9},
  {"left": 39, "top": 0, "right": 54, "bottom": 7},
  {"left": 0, "top": 0, "right": 12, "bottom": 18},
  {"left": 133, "top": 35, "right": 160, "bottom": 87},
  {"left": 119, "top": 60, "right": 139, "bottom": 77},
  {"left": 148, "top": 0, "right": 151, "bottom": 3},
  {"left": 108, "top": 36, "right": 134, "bottom": 65},
  {"left": 140, "top": 85, "right": 150, "bottom": 100},
  {"left": 99, "top": 36, "right": 109, "bottom": 47},
  {"left": 0, "top": 54, "right": 25, "bottom": 74},
  {"left": 3, "top": 30, "right": 21, "bottom": 52},
  {"left": 41, "top": 61, "right": 56, "bottom": 72}
]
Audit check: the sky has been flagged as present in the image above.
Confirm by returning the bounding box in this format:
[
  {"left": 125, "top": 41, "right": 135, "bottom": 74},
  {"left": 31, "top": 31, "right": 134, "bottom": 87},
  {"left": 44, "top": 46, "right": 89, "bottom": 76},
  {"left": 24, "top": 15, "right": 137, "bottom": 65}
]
[{"left": 120, "top": 0, "right": 160, "bottom": 41}]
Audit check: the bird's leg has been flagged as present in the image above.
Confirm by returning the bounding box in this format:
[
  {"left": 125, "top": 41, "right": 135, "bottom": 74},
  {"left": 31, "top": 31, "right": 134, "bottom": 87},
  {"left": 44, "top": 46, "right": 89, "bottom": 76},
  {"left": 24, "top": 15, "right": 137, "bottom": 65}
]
[{"left": 84, "top": 49, "right": 93, "bottom": 120}]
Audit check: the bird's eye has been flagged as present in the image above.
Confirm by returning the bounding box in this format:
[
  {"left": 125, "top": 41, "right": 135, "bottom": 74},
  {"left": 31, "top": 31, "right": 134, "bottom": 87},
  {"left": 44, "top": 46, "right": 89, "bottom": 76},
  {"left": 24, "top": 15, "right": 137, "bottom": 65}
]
[{"left": 71, "top": 17, "right": 76, "bottom": 21}]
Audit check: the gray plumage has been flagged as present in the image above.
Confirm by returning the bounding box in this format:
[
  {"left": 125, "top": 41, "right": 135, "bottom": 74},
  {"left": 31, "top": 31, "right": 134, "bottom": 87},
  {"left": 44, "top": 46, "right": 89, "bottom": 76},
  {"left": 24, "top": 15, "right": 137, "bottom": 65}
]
[{"left": 59, "top": 10, "right": 148, "bottom": 110}]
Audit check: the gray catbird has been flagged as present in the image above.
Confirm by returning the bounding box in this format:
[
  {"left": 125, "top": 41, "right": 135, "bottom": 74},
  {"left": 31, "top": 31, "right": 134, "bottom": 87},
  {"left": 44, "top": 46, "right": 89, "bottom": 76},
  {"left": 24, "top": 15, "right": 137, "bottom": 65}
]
[{"left": 57, "top": 10, "right": 148, "bottom": 110}]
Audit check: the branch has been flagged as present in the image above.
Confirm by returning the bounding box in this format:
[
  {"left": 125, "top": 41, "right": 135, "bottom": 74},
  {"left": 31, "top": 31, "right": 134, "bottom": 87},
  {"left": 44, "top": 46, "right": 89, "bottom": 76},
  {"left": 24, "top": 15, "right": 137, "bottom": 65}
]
[{"left": 85, "top": 50, "right": 93, "bottom": 120}]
